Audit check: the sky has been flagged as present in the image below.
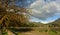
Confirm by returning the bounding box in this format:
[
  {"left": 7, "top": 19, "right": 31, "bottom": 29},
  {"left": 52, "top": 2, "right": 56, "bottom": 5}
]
[
  {"left": 15, "top": 0, "right": 60, "bottom": 24},
  {"left": 15, "top": 0, "right": 36, "bottom": 8}
]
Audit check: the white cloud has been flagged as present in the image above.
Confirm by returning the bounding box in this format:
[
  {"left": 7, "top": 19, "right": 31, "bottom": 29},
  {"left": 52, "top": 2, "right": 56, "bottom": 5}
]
[{"left": 29, "top": 0, "right": 60, "bottom": 20}]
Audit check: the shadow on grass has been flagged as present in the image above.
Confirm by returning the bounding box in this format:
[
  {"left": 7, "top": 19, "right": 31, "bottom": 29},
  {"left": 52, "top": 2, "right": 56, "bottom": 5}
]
[
  {"left": 8, "top": 27, "right": 34, "bottom": 32},
  {"left": 8, "top": 27, "right": 34, "bottom": 35}
]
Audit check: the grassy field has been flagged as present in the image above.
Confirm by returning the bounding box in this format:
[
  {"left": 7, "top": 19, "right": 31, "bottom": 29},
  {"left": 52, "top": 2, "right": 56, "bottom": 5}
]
[{"left": 4, "top": 27, "right": 60, "bottom": 35}]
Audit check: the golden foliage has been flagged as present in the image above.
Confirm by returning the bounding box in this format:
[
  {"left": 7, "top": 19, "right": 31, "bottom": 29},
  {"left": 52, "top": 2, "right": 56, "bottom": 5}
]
[{"left": 0, "top": 0, "right": 29, "bottom": 27}]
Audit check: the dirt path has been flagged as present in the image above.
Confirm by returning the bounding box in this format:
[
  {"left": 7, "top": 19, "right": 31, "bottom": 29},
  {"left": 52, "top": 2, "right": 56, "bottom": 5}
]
[
  {"left": 7, "top": 30, "right": 15, "bottom": 35},
  {"left": 7, "top": 30, "right": 50, "bottom": 35},
  {"left": 24, "top": 31, "right": 49, "bottom": 35}
]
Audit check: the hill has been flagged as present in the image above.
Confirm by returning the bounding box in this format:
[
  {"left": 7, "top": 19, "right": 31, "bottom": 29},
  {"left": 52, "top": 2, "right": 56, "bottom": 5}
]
[{"left": 48, "top": 18, "right": 60, "bottom": 26}]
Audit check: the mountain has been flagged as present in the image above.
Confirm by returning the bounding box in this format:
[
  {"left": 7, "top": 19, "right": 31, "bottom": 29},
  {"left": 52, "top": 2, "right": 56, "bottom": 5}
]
[
  {"left": 50, "top": 18, "right": 60, "bottom": 24},
  {"left": 47, "top": 18, "right": 60, "bottom": 27}
]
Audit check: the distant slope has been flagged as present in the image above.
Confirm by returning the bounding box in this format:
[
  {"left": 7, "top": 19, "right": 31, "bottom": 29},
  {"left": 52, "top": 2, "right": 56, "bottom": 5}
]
[
  {"left": 53, "top": 18, "right": 60, "bottom": 23},
  {"left": 49, "top": 18, "right": 60, "bottom": 24},
  {"left": 48, "top": 18, "right": 60, "bottom": 27}
]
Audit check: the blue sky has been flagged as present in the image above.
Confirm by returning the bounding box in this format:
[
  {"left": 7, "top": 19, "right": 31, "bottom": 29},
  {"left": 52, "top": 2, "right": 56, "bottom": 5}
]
[
  {"left": 15, "top": 0, "right": 60, "bottom": 23},
  {"left": 15, "top": 0, "right": 36, "bottom": 8}
]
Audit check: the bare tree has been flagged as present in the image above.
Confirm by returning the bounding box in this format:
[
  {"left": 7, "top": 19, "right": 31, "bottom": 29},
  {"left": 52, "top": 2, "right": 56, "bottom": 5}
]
[{"left": 0, "top": 0, "right": 29, "bottom": 35}]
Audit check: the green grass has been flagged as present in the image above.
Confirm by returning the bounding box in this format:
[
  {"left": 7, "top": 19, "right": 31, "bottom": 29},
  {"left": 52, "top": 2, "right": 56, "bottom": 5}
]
[
  {"left": 2, "top": 32, "right": 8, "bottom": 35},
  {"left": 48, "top": 30, "right": 57, "bottom": 35}
]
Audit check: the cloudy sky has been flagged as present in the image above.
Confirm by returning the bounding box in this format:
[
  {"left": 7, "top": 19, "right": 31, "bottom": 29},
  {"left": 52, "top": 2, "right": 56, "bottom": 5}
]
[{"left": 16, "top": 0, "right": 60, "bottom": 23}]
